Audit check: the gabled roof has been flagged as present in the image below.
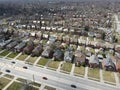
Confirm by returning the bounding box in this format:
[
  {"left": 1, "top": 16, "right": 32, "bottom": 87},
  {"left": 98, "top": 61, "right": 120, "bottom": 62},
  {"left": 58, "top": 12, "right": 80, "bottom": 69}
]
[
  {"left": 103, "top": 56, "right": 115, "bottom": 67},
  {"left": 89, "top": 54, "right": 99, "bottom": 64}
]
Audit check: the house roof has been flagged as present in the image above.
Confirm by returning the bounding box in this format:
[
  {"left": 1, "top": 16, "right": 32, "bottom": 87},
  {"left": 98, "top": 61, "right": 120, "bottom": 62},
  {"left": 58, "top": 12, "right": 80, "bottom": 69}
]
[
  {"left": 103, "top": 55, "right": 115, "bottom": 67},
  {"left": 89, "top": 54, "right": 99, "bottom": 64},
  {"left": 53, "top": 48, "right": 63, "bottom": 57}
]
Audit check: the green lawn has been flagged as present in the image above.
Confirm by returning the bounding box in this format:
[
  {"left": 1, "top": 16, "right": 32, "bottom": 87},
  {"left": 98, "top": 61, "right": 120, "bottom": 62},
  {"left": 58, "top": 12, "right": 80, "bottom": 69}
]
[
  {"left": 17, "top": 78, "right": 41, "bottom": 87},
  {"left": 16, "top": 78, "right": 26, "bottom": 83},
  {"left": 88, "top": 68, "right": 100, "bottom": 80},
  {"left": 74, "top": 66, "right": 85, "bottom": 76},
  {"left": 61, "top": 62, "right": 72, "bottom": 72},
  {"left": 4, "top": 74, "right": 14, "bottom": 79},
  {"left": 26, "top": 56, "right": 38, "bottom": 64},
  {"left": 30, "top": 82, "right": 41, "bottom": 87},
  {"left": 48, "top": 60, "right": 60, "bottom": 69},
  {"left": 7, "top": 52, "right": 19, "bottom": 58},
  {"left": 0, "top": 77, "right": 11, "bottom": 89},
  {"left": 44, "top": 86, "right": 56, "bottom": 90},
  {"left": 17, "top": 54, "right": 28, "bottom": 61},
  {"left": 7, "top": 82, "right": 39, "bottom": 90},
  {"left": 0, "top": 50, "right": 10, "bottom": 56},
  {"left": 0, "top": 72, "right": 2, "bottom": 75},
  {"left": 117, "top": 73, "right": 120, "bottom": 84},
  {"left": 37, "top": 57, "right": 49, "bottom": 66},
  {"left": 103, "top": 70, "right": 116, "bottom": 83}
]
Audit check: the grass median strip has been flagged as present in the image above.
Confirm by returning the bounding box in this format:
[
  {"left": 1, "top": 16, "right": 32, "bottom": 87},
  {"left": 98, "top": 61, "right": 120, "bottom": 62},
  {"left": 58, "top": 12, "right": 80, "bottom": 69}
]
[
  {"left": 117, "top": 73, "right": 120, "bottom": 84},
  {"left": 88, "top": 68, "right": 100, "bottom": 80},
  {"left": 44, "top": 86, "right": 56, "bottom": 90},
  {"left": 4, "top": 74, "right": 14, "bottom": 79},
  {"left": 0, "top": 50, "right": 10, "bottom": 56},
  {"left": 26, "top": 56, "right": 38, "bottom": 64},
  {"left": 17, "top": 54, "right": 28, "bottom": 61},
  {"left": 7, "top": 82, "right": 39, "bottom": 90},
  {"left": 0, "top": 77, "right": 11, "bottom": 89},
  {"left": 48, "top": 60, "right": 60, "bottom": 69},
  {"left": 74, "top": 66, "right": 85, "bottom": 76},
  {"left": 7, "top": 52, "right": 19, "bottom": 58},
  {"left": 37, "top": 57, "right": 49, "bottom": 66},
  {"left": 103, "top": 70, "right": 116, "bottom": 83},
  {"left": 61, "top": 62, "right": 72, "bottom": 72}
]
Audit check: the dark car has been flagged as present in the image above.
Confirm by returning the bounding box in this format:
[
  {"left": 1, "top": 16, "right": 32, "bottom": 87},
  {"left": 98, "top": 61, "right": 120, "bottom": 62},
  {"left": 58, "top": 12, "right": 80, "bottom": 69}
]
[
  {"left": 42, "top": 77, "right": 48, "bottom": 80},
  {"left": 11, "top": 61, "right": 15, "bottom": 64},
  {"left": 6, "top": 69, "right": 11, "bottom": 73},
  {"left": 71, "top": 84, "right": 77, "bottom": 88},
  {"left": 23, "top": 66, "right": 28, "bottom": 69}
]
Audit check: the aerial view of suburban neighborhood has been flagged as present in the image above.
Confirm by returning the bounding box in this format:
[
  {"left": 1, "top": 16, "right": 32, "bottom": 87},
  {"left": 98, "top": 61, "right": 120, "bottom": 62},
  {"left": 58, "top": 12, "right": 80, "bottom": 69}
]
[{"left": 0, "top": 0, "right": 120, "bottom": 90}]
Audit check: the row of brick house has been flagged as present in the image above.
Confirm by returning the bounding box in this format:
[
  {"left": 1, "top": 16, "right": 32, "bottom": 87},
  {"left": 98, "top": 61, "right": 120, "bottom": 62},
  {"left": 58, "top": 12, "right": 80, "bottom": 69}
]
[{"left": 0, "top": 29, "right": 120, "bottom": 73}]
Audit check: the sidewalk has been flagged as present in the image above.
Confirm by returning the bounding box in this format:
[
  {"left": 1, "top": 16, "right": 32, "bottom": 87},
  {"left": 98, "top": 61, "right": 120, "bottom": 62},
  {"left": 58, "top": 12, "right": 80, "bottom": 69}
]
[
  {"left": 84, "top": 66, "right": 88, "bottom": 78},
  {"left": 3, "top": 52, "right": 12, "bottom": 59},
  {"left": 13, "top": 52, "right": 22, "bottom": 60},
  {"left": 24, "top": 55, "right": 31, "bottom": 61},
  {"left": 33, "top": 56, "right": 41, "bottom": 65},
  {"left": 100, "top": 69, "right": 104, "bottom": 83},
  {"left": 114, "top": 72, "right": 120, "bottom": 86},
  {"left": 0, "top": 49, "right": 5, "bottom": 54},
  {"left": 70, "top": 63, "right": 75, "bottom": 76},
  {"left": 2, "top": 77, "right": 17, "bottom": 90},
  {"left": 39, "top": 84, "right": 45, "bottom": 90},
  {"left": 57, "top": 61, "right": 64, "bottom": 72}
]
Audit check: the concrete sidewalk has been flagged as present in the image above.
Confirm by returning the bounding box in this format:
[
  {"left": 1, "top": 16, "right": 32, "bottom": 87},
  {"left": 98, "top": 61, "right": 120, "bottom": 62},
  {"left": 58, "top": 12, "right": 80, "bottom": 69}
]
[{"left": 2, "top": 77, "right": 17, "bottom": 90}]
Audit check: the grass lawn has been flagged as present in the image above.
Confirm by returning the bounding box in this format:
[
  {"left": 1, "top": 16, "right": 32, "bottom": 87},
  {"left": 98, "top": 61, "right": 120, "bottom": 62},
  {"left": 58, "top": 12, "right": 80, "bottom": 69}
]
[
  {"left": 31, "top": 82, "right": 41, "bottom": 87},
  {"left": 7, "top": 52, "right": 19, "bottom": 58},
  {"left": 0, "top": 72, "right": 2, "bottom": 75},
  {"left": 61, "top": 62, "right": 72, "bottom": 72},
  {"left": 117, "top": 73, "right": 120, "bottom": 84},
  {"left": 103, "top": 70, "right": 116, "bottom": 83},
  {"left": 16, "top": 78, "right": 26, "bottom": 83},
  {"left": 0, "top": 77, "right": 11, "bottom": 89},
  {"left": 48, "top": 60, "right": 60, "bottom": 69},
  {"left": 17, "top": 78, "right": 41, "bottom": 87},
  {"left": 0, "top": 50, "right": 10, "bottom": 56},
  {"left": 17, "top": 54, "right": 28, "bottom": 61},
  {"left": 7, "top": 82, "right": 39, "bottom": 90},
  {"left": 44, "top": 86, "right": 56, "bottom": 90},
  {"left": 88, "top": 68, "right": 100, "bottom": 80},
  {"left": 4, "top": 74, "right": 14, "bottom": 79},
  {"left": 26, "top": 56, "right": 38, "bottom": 64},
  {"left": 74, "top": 66, "right": 85, "bottom": 76},
  {"left": 37, "top": 57, "right": 49, "bottom": 66}
]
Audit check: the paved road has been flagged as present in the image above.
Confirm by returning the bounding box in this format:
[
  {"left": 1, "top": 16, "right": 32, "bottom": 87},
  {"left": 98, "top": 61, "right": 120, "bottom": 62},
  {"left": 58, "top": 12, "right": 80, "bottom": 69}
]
[{"left": 0, "top": 58, "right": 120, "bottom": 90}]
